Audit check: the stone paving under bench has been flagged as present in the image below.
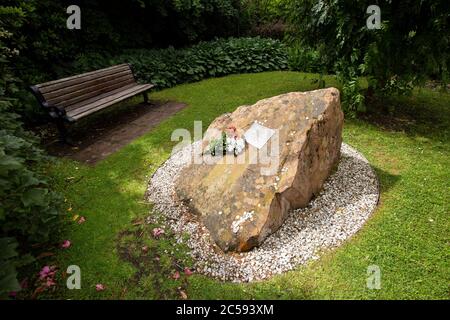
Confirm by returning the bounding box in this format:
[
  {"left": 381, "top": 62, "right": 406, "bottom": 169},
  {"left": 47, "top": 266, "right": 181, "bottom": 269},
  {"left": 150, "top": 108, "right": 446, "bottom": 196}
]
[{"left": 45, "top": 101, "right": 187, "bottom": 164}]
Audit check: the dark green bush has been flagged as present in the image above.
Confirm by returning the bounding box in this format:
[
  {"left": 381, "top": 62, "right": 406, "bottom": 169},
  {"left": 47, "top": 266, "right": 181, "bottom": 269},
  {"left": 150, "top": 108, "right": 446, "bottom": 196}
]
[
  {"left": 0, "top": 108, "right": 64, "bottom": 244},
  {"left": 0, "top": 6, "right": 64, "bottom": 298},
  {"left": 0, "top": 73, "right": 65, "bottom": 299},
  {"left": 0, "top": 237, "right": 33, "bottom": 298},
  {"left": 73, "top": 37, "right": 288, "bottom": 90},
  {"left": 2, "top": 0, "right": 245, "bottom": 121},
  {"left": 285, "top": 0, "right": 449, "bottom": 114},
  {"left": 288, "top": 45, "right": 327, "bottom": 74},
  {"left": 3, "top": 0, "right": 244, "bottom": 83},
  {"left": 241, "top": 0, "right": 288, "bottom": 38}
]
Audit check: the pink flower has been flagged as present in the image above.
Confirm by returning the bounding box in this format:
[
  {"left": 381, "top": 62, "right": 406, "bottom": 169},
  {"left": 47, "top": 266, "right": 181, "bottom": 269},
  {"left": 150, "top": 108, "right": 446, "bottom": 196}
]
[
  {"left": 39, "top": 266, "right": 51, "bottom": 279},
  {"left": 172, "top": 271, "right": 180, "bottom": 280},
  {"left": 95, "top": 284, "right": 105, "bottom": 291},
  {"left": 184, "top": 268, "right": 193, "bottom": 276},
  {"left": 61, "top": 240, "right": 71, "bottom": 249},
  {"left": 20, "top": 279, "right": 28, "bottom": 289},
  {"left": 78, "top": 216, "right": 86, "bottom": 224},
  {"left": 152, "top": 227, "right": 165, "bottom": 238},
  {"left": 37, "top": 265, "right": 57, "bottom": 292},
  {"left": 45, "top": 279, "right": 56, "bottom": 288},
  {"left": 8, "top": 291, "right": 17, "bottom": 298}
]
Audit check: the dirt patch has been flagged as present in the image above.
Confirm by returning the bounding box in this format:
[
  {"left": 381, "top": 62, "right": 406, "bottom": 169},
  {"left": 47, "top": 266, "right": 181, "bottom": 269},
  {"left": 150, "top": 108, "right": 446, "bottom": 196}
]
[
  {"left": 41, "top": 100, "right": 187, "bottom": 164},
  {"left": 361, "top": 112, "right": 417, "bottom": 132},
  {"left": 116, "top": 218, "right": 192, "bottom": 299}
]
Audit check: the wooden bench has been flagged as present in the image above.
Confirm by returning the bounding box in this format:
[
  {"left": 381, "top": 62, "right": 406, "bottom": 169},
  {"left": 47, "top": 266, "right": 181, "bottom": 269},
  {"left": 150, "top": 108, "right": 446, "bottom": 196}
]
[{"left": 30, "top": 63, "right": 154, "bottom": 143}]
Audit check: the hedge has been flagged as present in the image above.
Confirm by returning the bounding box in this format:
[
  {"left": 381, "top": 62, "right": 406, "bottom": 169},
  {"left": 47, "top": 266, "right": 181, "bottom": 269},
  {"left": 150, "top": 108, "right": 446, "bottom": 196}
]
[{"left": 73, "top": 37, "right": 289, "bottom": 90}]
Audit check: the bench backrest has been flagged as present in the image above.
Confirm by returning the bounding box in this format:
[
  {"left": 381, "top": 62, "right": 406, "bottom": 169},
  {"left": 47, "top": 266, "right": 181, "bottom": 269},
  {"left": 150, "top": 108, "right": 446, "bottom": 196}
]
[{"left": 30, "top": 64, "right": 137, "bottom": 110}]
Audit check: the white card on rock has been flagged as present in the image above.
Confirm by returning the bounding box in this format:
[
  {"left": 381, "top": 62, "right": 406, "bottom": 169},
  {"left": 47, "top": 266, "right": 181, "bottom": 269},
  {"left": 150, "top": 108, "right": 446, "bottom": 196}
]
[{"left": 244, "top": 122, "right": 275, "bottom": 149}]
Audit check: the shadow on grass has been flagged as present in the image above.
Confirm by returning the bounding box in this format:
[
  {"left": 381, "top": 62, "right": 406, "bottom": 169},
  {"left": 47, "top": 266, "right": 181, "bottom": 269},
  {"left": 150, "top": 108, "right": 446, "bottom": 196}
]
[
  {"left": 361, "top": 90, "right": 450, "bottom": 143},
  {"left": 372, "top": 166, "right": 401, "bottom": 193}
]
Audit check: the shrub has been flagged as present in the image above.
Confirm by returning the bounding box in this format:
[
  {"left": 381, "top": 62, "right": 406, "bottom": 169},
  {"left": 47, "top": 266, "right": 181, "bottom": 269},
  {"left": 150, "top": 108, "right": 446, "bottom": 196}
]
[
  {"left": 73, "top": 37, "right": 288, "bottom": 90},
  {"left": 0, "top": 237, "right": 33, "bottom": 299},
  {"left": 0, "top": 6, "right": 64, "bottom": 298},
  {"left": 285, "top": 0, "right": 449, "bottom": 114},
  {"left": 4, "top": 0, "right": 244, "bottom": 82},
  {"left": 247, "top": 21, "right": 287, "bottom": 39},
  {"left": 2, "top": 0, "right": 245, "bottom": 121},
  {"left": 0, "top": 108, "right": 64, "bottom": 245},
  {"left": 0, "top": 76, "right": 65, "bottom": 299},
  {"left": 288, "top": 44, "right": 325, "bottom": 74},
  {"left": 241, "top": 0, "right": 289, "bottom": 38}
]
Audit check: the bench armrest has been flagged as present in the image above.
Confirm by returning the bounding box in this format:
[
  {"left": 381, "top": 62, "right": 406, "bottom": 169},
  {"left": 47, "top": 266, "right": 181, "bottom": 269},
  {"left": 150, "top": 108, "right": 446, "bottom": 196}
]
[
  {"left": 42, "top": 102, "right": 67, "bottom": 118},
  {"left": 29, "top": 85, "right": 66, "bottom": 118}
]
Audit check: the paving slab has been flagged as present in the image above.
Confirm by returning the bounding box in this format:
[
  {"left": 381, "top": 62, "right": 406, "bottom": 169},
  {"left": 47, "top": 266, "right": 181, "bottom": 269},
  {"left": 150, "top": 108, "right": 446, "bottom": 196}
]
[{"left": 45, "top": 100, "right": 187, "bottom": 164}]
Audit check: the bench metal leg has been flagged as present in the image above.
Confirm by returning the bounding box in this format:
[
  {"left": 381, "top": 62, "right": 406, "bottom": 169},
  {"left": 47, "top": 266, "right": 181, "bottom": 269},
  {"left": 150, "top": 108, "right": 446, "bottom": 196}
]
[
  {"left": 143, "top": 91, "right": 149, "bottom": 104},
  {"left": 55, "top": 119, "right": 74, "bottom": 145}
]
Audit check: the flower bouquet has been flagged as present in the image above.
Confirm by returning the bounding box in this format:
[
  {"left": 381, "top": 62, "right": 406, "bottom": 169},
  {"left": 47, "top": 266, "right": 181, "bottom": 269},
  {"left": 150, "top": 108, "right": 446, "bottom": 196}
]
[{"left": 207, "top": 125, "right": 245, "bottom": 157}]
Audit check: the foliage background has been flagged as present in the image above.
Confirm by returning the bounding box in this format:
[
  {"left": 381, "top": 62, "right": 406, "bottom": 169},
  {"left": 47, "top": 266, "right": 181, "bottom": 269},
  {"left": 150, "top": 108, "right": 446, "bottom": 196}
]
[
  {"left": 0, "top": 5, "right": 65, "bottom": 298},
  {"left": 74, "top": 37, "right": 288, "bottom": 89},
  {"left": 284, "top": 0, "right": 449, "bottom": 113}
]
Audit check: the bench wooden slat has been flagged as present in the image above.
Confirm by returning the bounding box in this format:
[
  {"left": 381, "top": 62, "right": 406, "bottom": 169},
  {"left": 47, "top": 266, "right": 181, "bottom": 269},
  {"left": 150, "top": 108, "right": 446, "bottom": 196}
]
[
  {"left": 36, "top": 64, "right": 130, "bottom": 93},
  {"left": 39, "top": 65, "right": 132, "bottom": 96},
  {"left": 46, "top": 75, "right": 135, "bottom": 107},
  {"left": 42, "top": 69, "right": 134, "bottom": 101},
  {"left": 67, "top": 84, "right": 154, "bottom": 120},
  {"left": 64, "top": 83, "right": 137, "bottom": 113}
]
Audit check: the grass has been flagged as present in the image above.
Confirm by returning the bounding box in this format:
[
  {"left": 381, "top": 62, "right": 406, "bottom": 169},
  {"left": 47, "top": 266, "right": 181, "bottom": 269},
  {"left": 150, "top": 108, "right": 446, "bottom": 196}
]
[{"left": 43, "top": 71, "right": 449, "bottom": 299}]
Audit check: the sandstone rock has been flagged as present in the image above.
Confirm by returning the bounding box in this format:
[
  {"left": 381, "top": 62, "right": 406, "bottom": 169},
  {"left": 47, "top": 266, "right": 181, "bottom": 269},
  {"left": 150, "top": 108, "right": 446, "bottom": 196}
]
[{"left": 175, "top": 88, "right": 343, "bottom": 252}]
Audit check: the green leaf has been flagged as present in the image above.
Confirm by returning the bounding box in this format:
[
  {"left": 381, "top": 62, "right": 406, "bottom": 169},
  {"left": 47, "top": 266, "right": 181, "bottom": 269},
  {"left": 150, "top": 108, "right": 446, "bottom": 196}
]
[
  {"left": 0, "top": 238, "right": 18, "bottom": 261},
  {"left": 21, "top": 188, "right": 49, "bottom": 207}
]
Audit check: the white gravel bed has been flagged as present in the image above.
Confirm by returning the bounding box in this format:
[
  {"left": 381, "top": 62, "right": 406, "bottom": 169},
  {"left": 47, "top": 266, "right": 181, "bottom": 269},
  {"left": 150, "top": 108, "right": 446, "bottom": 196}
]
[{"left": 146, "top": 142, "right": 379, "bottom": 282}]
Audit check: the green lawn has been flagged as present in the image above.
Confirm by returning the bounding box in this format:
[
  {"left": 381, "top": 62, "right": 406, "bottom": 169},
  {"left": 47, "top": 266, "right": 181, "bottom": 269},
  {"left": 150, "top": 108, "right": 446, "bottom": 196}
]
[{"left": 47, "top": 72, "right": 449, "bottom": 299}]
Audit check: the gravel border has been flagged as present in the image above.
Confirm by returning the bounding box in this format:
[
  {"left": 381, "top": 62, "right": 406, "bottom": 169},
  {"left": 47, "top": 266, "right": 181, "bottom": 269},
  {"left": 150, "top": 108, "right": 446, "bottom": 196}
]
[{"left": 146, "top": 142, "right": 379, "bottom": 282}]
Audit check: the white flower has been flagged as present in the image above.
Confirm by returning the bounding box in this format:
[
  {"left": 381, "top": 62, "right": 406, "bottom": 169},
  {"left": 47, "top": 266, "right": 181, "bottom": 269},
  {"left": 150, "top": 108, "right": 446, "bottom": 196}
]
[
  {"left": 226, "top": 137, "right": 236, "bottom": 153},
  {"left": 235, "top": 138, "right": 245, "bottom": 154}
]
